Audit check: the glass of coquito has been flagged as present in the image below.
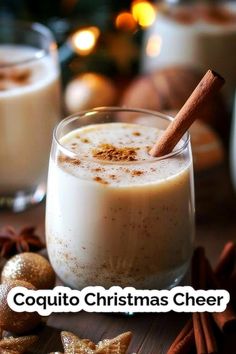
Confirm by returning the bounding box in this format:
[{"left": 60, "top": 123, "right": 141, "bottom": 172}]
[
  {"left": 0, "top": 21, "right": 61, "bottom": 211},
  {"left": 46, "top": 107, "right": 195, "bottom": 290},
  {"left": 142, "top": 1, "right": 236, "bottom": 98}
]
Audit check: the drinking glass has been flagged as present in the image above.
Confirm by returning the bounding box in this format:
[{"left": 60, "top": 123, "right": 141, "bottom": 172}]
[
  {"left": 142, "top": 0, "right": 236, "bottom": 99},
  {"left": 0, "top": 20, "right": 61, "bottom": 212},
  {"left": 230, "top": 90, "right": 236, "bottom": 192},
  {"left": 46, "top": 107, "right": 195, "bottom": 290}
]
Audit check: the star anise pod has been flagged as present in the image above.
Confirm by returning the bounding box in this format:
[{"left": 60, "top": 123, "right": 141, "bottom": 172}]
[{"left": 0, "top": 226, "right": 45, "bottom": 259}]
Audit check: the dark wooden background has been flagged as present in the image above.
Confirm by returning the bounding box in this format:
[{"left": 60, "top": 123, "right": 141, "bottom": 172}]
[{"left": 0, "top": 166, "right": 236, "bottom": 353}]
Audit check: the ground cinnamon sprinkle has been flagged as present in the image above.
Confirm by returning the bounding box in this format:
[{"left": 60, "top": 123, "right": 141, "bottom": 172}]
[
  {"left": 70, "top": 143, "right": 77, "bottom": 150},
  {"left": 0, "top": 67, "right": 31, "bottom": 89},
  {"left": 58, "top": 155, "right": 81, "bottom": 166},
  {"left": 92, "top": 167, "right": 104, "bottom": 173},
  {"left": 11, "top": 68, "right": 31, "bottom": 84},
  {"left": 93, "top": 176, "right": 108, "bottom": 185},
  {"left": 93, "top": 144, "right": 138, "bottom": 162},
  {"left": 131, "top": 170, "right": 144, "bottom": 177},
  {"left": 109, "top": 174, "right": 117, "bottom": 180},
  {"left": 132, "top": 131, "right": 141, "bottom": 136},
  {"left": 81, "top": 138, "right": 90, "bottom": 143}
]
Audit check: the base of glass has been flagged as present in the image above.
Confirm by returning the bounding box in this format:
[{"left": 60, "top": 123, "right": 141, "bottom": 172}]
[
  {"left": 0, "top": 183, "right": 46, "bottom": 212},
  {"left": 57, "top": 259, "right": 190, "bottom": 292},
  {"left": 124, "top": 263, "right": 190, "bottom": 316}
]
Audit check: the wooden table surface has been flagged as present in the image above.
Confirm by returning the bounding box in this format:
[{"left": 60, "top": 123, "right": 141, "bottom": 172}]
[{"left": 0, "top": 168, "right": 236, "bottom": 353}]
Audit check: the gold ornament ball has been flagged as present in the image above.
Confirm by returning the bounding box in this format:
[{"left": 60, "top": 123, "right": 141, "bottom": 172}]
[
  {"left": 0, "top": 280, "right": 41, "bottom": 334},
  {"left": 64, "top": 73, "right": 118, "bottom": 114},
  {"left": 1, "top": 252, "right": 56, "bottom": 289}
]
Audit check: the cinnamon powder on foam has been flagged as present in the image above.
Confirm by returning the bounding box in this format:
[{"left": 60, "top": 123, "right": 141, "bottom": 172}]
[
  {"left": 58, "top": 142, "right": 145, "bottom": 185},
  {"left": 92, "top": 144, "right": 138, "bottom": 162},
  {"left": 0, "top": 63, "right": 31, "bottom": 90},
  {"left": 92, "top": 144, "right": 145, "bottom": 183}
]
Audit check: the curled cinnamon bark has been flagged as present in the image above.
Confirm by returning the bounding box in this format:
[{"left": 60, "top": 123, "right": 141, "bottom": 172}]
[
  {"left": 205, "top": 258, "right": 236, "bottom": 333},
  {"left": 192, "top": 248, "right": 218, "bottom": 354},
  {"left": 167, "top": 319, "right": 194, "bottom": 354},
  {"left": 167, "top": 243, "right": 236, "bottom": 354},
  {"left": 149, "top": 70, "right": 224, "bottom": 157},
  {"left": 215, "top": 241, "right": 236, "bottom": 280},
  {"left": 193, "top": 312, "right": 207, "bottom": 354},
  {"left": 200, "top": 312, "right": 217, "bottom": 354}
]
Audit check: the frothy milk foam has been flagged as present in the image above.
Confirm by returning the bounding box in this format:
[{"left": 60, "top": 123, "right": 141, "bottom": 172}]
[
  {"left": 0, "top": 45, "right": 60, "bottom": 194},
  {"left": 46, "top": 123, "right": 195, "bottom": 289}
]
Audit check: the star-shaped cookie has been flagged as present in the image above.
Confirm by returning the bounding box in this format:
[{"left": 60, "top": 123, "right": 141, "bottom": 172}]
[
  {"left": 61, "top": 331, "right": 95, "bottom": 354},
  {"left": 0, "top": 335, "right": 38, "bottom": 354},
  {"left": 96, "top": 331, "right": 132, "bottom": 354},
  {"left": 60, "top": 330, "right": 132, "bottom": 354}
]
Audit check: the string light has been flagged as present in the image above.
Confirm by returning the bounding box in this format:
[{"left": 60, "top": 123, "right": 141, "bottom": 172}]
[
  {"left": 70, "top": 27, "right": 100, "bottom": 55},
  {"left": 115, "top": 12, "right": 137, "bottom": 32},
  {"left": 131, "top": 1, "right": 156, "bottom": 28},
  {"left": 146, "top": 34, "right": 162, "bottom": 57}
]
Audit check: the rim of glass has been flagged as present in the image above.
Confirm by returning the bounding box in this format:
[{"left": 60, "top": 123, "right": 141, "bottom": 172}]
[
  {"left": 0, "top": 20, "right": 55, "bottom": 68},
  {"left": 54, "top": 107, "right": 190, "bottom": 163}
]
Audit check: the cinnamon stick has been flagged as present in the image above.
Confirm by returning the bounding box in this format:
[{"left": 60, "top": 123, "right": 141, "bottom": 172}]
[
  {"left": 200, "top": 312, "right": 218, "bottom": 354},
  {"left": 214, "top": 241, "right": 236, "bottom": 279},
  {"left": 227, "top": 271, "right": 236, "bottom": 304},
  {"left": 168, "top": 243, "right": 235, "bottom": 354},
  {"left": 149, "top": 70, "right": 225, "bottom": 157},
  {"left": 167, "top": 319, "right": 194, "bottom": 354},
  {"left": 192, "top": 248, "right": 218, "bottom": 354},
  {"left": 193, "top": 312, "right": 207, "bottom": 354},
  {"left": 212, "top": 305, "right": 236, "bottom": 333},
  {"left": 206, "top": 258, "right": 236, "bottom": 333}
]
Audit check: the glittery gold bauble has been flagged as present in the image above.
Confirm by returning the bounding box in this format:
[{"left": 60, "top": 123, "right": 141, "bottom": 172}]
[
  {"left": 65, "top": 73, "right": 117, "bottom": 114},
  {"left": 0, "top": 280, "right": 41, "bottom": 334},
  {"left": 1, "top": 252, "right": 55, "bottom": 289}
]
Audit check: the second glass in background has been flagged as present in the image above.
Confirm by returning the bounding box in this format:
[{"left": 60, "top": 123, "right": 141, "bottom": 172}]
[{"left": 0, "top": 21, "right": 61, "bottom": 211}]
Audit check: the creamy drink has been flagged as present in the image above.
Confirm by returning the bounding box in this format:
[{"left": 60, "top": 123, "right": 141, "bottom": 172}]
[
  {"left": 46, "top": 110, "right": 195, "bottom": 290},
  {"left": 0, "top": 46, "right": 60, "bottom": 196},
  {"left": 142, "top": 2, "right": 236, "bottom": 97},
  {"left": 0, "top": 22, "right": 60, "bottom": 211}
]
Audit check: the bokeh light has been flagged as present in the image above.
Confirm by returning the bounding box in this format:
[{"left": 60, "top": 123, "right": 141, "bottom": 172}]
[
  {"left": 131, "top": 1, "right": 156, "bottom": 28},
  {"left": 71, "top": 27, "right": 100, "bottom": 55},
  {"left": 115, "top": 12, "right": 137, "bottom": 32},
  {"left": 146, "top": 34, "right": 162, "bottom": 57}
]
